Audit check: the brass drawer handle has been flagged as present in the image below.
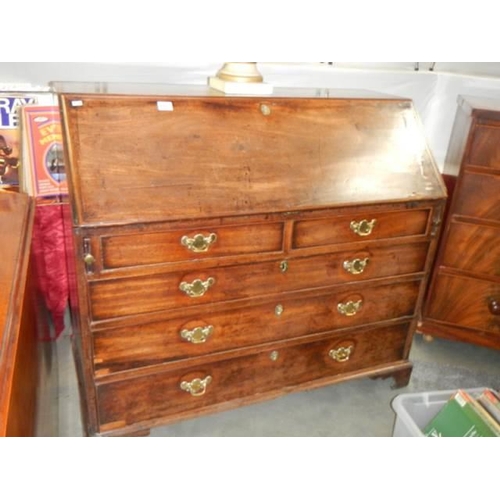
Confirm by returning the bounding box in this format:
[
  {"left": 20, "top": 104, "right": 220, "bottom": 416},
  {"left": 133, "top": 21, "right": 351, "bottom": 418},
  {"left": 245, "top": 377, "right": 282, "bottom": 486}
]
[
  {"left": 350, "top": 219, "right": 376, "bottom": 237},
  {"left": 82, "top": 237, "right": 95, "bottom": 273},
  {"left": 179, "top": 277, "right": 215, "bottom": 297},
  {"left": 181, "top": 233, "right": 217, "bottom": 253},
  {"left": 329, "top": 345, "right": 353, "bottom": 363},
  {"left": 343, "top": 257, "right": 370, "bottom": 275},
  {"left": 180, "top": 376, "right": 212, "bottom": 397},
  {"left": 180, "top": 325, "right": 214, "bottom": 344},
  {"left": 337, "top": 299, "right": 363, "bottom": 316},
  {"left": 83, "top": 253, "right": 96, "bottom": 266}
]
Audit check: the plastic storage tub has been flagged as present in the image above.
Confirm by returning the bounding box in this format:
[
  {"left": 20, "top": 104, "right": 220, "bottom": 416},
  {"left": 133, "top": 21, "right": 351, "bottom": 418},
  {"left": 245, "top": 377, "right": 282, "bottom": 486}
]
[{"left": 391, "top": 388, "right": 488, "bottom": 437}]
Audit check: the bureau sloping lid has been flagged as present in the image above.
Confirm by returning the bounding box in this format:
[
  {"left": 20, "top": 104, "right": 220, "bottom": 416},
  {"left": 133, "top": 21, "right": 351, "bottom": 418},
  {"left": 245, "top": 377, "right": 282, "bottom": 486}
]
[{"left": 59, "top": 93, "right": 446, "bottom": 226}]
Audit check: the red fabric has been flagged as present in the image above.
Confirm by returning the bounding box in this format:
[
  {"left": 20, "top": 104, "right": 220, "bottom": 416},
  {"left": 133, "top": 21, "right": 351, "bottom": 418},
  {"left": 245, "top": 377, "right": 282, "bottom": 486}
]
[{"left": 31, "top": 203, "right": 69, "bottom": 340}]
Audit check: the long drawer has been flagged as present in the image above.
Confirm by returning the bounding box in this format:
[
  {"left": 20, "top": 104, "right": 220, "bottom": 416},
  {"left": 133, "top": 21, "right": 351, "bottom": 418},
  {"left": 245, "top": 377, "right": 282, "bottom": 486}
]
[
  {"left": 88, "top": 242, "right": 429, "bottom": 321},
  {"left": 441, "top": 221, "right": 500, "bottom": 276},
  {"left": 467, "top": 123, "right": 500, "bottom": 171},
  {"left": 453, "top": 171, "right": 500, "bottom": 222},
  {"left": 426, "top": 273, "right": 500, "bottom": 335},
  {"left": 96, "top": 322, "right": 409, "bottom": 432},
  {"left": 93, "top": 279, "right": 421, "bottom": 375}
]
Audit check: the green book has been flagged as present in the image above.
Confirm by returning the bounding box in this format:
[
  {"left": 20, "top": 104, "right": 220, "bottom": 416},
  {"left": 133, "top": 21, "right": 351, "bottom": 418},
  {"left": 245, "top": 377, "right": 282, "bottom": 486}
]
[{"left": 424, "top": 390, "right": 500, "bottom": 437}]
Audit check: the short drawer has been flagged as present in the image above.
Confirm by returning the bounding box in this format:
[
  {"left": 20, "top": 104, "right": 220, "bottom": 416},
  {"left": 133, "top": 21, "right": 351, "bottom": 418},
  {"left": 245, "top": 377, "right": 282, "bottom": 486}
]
[
  {"left": 468, "top": 124, "right": 500, "bottom": 171},
  {"left": 441, "top": 221, "right": 500, "bottom": 277},
  {"left": 100, "top": 222, "right": 284, "bottom": 269},
  {"left": 453, "top": 171, "right": 500, "bottom": 223},
  {"left": 292, "top": 209, "right": 430, "bottom": 249},
  {"left": 89, "top": 242, "right": 428, "bottom": 321},
  {"left": 96, "top": 322, "right": 409, "bottom": 432},
  {"left": 426, "top": 274, "right": 500, "bottom": 335},
  {"left": 93, "top": 279, "right": 420, "bottom": 374}
]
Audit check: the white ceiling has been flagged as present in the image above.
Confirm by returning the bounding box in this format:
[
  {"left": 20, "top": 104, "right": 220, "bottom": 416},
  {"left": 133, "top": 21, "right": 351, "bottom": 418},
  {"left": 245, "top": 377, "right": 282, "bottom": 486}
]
[
  {"left": 317, "top": 62, "right": 500, "bottom": 78},
  {"left": 1, "top": 61, "right": 499, "bottom": 172}
]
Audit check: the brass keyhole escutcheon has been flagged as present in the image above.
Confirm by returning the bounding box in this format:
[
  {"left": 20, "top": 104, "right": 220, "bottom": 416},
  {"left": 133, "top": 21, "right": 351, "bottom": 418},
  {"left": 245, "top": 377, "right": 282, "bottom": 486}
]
[
  {"left": 269, "top": 351, "right": 279, "bottom": 361},
  {"left": 280, "top": 260, "right": 288, "bottom": 273},
  {"left": 275, "top": 304, "right": 284, "bottom": 316},
  {"left": 260, "top": 104, "right": 271, "bottom": 116}
]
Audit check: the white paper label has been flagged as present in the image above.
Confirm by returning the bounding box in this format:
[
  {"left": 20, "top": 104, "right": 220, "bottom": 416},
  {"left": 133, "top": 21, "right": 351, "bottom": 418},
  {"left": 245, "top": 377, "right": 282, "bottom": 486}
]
[{"left": 157, "top": 101, "right": 174, "bottom": 111}]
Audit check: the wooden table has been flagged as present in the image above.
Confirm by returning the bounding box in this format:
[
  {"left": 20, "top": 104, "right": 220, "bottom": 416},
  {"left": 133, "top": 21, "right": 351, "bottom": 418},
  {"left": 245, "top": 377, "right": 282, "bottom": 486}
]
[{"left": 0, "top": 190, "right": 37, "bottom": 436}]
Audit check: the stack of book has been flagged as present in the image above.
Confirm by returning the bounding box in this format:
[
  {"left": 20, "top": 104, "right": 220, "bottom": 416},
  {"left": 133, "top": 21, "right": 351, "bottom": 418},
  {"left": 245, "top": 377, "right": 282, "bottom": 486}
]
[{"left": 424, "top": 388, "right": 500, "bottom": 437}]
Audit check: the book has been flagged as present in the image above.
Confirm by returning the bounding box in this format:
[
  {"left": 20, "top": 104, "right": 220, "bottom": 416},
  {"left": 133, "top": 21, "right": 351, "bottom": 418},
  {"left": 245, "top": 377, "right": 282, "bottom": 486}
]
[
  {"left": 20, "top": 104, "right": 67, "bottom": 199},
  {"left": 468, "top": 390, "right": 500, "bottom": 435},
  {"left": 424, "top": 389, "right": 499, "bottom": 437},
  {"left": 0, "top": 93, "right": 42, "bottom": 188},
  {"left": 477, "top": 389, "right": 500, "bottom": 427}
]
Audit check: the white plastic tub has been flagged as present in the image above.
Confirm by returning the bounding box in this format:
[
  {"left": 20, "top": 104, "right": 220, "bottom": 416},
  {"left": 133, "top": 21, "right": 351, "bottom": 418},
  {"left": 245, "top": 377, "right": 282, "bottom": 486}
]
[{"left": 391, "top": 388, "right": 489, "bottom": 437}]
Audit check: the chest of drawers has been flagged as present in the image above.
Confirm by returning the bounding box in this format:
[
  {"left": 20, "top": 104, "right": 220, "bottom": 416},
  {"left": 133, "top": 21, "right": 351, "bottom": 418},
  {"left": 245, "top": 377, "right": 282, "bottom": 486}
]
[
  {"left": 56, "top": 83, "right": 446, "bottom": 436},
  {"left": 420, "top": 96, "right": 500, "bottom": 350}
]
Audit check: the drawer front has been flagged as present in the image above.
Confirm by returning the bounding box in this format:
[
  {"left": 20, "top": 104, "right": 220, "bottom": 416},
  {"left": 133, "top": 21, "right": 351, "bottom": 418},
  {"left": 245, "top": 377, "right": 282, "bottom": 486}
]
[
  {"left": 426, "top": 274, "right": 500, "bottom": 335},
  {"left": 442, "top": 221, "right": 500, "bottom": 276},
  {"left": 468, "top": 125, "right": 500, "bottom": 171},
  {"left": 89, "top": 242, "right": 428, "bottom": 321},
  {"left": 96, "top": 322, "right": 409, "bottom": 431},
  {"left": 93, "top": 279, "right": 420, "bottom": 374},
  {"left": 101, "top": 222, "right": 284, "bottom": 269},
  {"left": 453, "top": 171, "right": 500, "bottom": 222},
  {"left": 292, "top": 209, "right": 429, "bottom": 248}
]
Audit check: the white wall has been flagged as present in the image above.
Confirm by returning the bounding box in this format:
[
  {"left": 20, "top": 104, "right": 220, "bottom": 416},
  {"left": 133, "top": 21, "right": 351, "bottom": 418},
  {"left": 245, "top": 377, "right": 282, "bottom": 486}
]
[{"left": 2, "top": 62, "right": 500, "bottom": 170}]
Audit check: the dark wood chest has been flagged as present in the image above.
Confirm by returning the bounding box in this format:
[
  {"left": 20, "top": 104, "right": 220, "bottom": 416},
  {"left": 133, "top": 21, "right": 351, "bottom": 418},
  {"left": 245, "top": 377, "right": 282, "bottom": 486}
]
[
  {"left": 420, "top": 95, "right": 500, "bottom": 350},
  {"left": 56, "top": 83, "right": 446, "bottom": 436}
]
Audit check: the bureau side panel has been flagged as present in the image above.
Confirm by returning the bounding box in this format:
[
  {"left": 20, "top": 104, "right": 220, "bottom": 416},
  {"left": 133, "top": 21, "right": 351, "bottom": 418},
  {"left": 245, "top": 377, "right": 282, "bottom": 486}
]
[{"left": 62, "top": 204, "right": 100, "bottom": 436}]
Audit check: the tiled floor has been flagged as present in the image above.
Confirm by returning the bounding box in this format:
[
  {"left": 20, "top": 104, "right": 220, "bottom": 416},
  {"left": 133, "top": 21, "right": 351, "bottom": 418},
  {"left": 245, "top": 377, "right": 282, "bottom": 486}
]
[{"left": 35, "top": 326, "right": 500, "bottom": 437}]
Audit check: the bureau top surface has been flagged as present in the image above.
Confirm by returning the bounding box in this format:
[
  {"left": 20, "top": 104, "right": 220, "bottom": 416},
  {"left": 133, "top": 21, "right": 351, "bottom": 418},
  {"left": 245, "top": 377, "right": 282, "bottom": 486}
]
[
  {"left": 52, "top": 81, "right": 398, "bottom": 99},
  {"left": 57, "top": 85, "right": 446, "bottom": 226}
]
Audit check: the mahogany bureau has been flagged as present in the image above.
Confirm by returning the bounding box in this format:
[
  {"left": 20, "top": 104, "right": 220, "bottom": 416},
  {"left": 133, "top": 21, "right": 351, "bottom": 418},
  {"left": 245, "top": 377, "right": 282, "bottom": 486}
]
[
  {"left": 54, "top": 82, "right": 447, "bottom": 436},
  {"left": 420, "top": 95, "right": 500, "bottom": 350}
]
